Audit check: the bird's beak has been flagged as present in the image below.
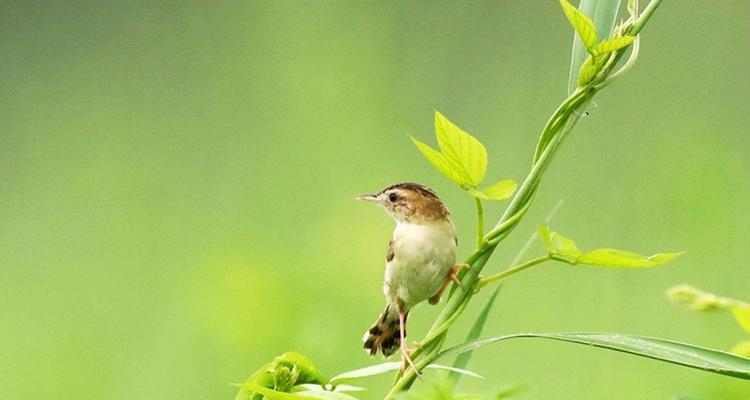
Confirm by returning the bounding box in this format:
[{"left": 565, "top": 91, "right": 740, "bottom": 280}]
[{"left": 356, "top": 193, "right": 379, "bottom": 202}]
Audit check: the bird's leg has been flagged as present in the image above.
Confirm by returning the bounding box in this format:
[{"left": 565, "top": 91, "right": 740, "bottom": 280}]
[
  {"left": 398, "top": 309, "right": 421, "bottom": 377},
  {"left": 429, "top": 263, "right": 470, "bottom": 305}
]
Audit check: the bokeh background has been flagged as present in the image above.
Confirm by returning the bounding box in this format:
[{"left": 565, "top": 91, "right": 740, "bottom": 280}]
[{"left": 2, "top": 1, "right": 749, "bottom": 399}]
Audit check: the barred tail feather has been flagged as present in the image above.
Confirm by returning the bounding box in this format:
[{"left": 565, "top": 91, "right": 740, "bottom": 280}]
[{"left": 363, "top": 304, "right": 406, "bottom": 357}]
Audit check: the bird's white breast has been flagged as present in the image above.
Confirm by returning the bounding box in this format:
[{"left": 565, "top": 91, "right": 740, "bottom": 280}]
[{"left": 384, "top": 220, "right": 457, "bottom": 309}]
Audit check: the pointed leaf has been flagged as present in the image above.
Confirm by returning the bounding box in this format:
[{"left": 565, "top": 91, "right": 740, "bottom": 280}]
[
  {"left": 472, "top": 180, "right": 517, "bottom": 201},
  {"left": 434, "top": 111, "right": 488, "bottom": 187},
  {"left": 538, "top": 226, "right": 681, "bottom": 268},
  {"left": 577, "top": 53, "right": 609, "bottom": 87},
  {"left": 732, "top": 307, "right": 750, "bottom": 334},
  {"left": 328, "top": 362, "right": 479, "bottom": 386},
  {"left": 410, "top": 136, "right": 472, "bottom": 187},
  {"left": 597, "top": 36, "right": 640, "bottom": 89},
  {"left": 425, "top": 364, "right": 483, "bottom": 379},
  {"left": 537, "top": 225, "right": 581, "bottom": 263},
  {"left": 559, "top": 0, "right": 598, "bottom": 50},
  {"left": 596, "top": 35, "right": 636, "bottom": 54},
  {"left": 577, "top": 249, "right": 683, "bottom": 268},
  {"left": 329, "top": 362, "right": 401, "bottom": 385},
  {"left": 437, "top": 332, "right": 750, "bottom": 380},
  {"left": 578, "top": 55, "right": 599, "bottom": 86}
]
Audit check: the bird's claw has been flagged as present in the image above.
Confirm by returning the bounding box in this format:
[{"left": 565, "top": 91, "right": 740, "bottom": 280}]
[
  {"left": 400, "top": 346, "right": 423, "bottom": 379},
  {"left": 450, "top": 263, "right": 470, "bottom": 288}
]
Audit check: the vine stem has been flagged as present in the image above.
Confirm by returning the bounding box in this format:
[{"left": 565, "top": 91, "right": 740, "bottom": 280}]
[
  {"left": 477, "top": 255, "right": 551, "bottom": 289},
  {"left": 475, "top": 197, "right": 485, "bottom": 247}
]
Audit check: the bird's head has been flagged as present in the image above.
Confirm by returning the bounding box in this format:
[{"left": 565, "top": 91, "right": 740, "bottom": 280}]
[{"left": 357, "top": 182, "right": 450, "bottom": 223}]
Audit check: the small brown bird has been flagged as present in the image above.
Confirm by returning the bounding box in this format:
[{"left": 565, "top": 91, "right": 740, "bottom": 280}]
[{"left": 357, "top": 182, "right": 463, "bottom": 370}]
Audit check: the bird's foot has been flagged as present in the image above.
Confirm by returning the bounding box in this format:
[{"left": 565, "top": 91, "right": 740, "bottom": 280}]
[
  {"left": 399, "top": 344, "right": 422, "bottom": 378},
  {"left": 397, "top": 309, "right": 422, "bottom": 378},
  {"left": 450, "top": 263, "right": 470, "bottom": 288},
  {"left": 429, "top": 263, "right": 471, "bottom": 304}
]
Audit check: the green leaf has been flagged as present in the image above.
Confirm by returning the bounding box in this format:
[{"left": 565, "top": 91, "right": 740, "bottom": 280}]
[
  {"left": 732, "top": 307, "right": 750, "bottom": 334},
  {"left": 577, "top": 55, "right": 600, "bottom": 86},
  {"left": 567, "top": 0, "right": 621, "bottom": 93},
  {"left": 449, "top": 285, "right": 501, "bottom": 384},
  {"left": 559, "top": 0, "right": 598, "bottom": 50},
  {"left": 410, "top": 136, "right": 472, "bottom": 187},
  {"left": 595, "top": 35, "right": 636, "bottom": 54},
  {"left": 437, "top": 332, "right": 750, "bottom": 380},
  {"left": 538, "top": 225, "right": 682, "bottom": 268},
  {"left": 597, "top": 36, "right": 640, "bottom": 89},
  {"left": 434, "top": 111, "right": 488, "bottom": 187},
  {"left": 329, "top": 362, "right": 401, "bottom": 385},
  {"left": 427, "top": 365, "right": 484, "bottom": 379},
  {"left": 329, "top": 362, "right": 481, "bottom": 386},
  {"left": 537, "top": 225, "right": 581, "bottom": 263},
  {"left": 471, "top": 180, "right": 517, "bottom": 201},
  {"left": 577, "top": 248, "right": 683, "bottom": 268},
  {"left": 577, "top": 52, "right": 611, "bottom": 87}
]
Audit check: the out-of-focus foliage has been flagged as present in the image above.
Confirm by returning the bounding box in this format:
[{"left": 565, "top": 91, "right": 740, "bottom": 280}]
[{"left": 668, "top": 285, "right": 750, "bottom": 357}]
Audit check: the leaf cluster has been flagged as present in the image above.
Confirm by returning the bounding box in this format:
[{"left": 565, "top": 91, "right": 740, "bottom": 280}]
[
  {"left": 560, "top": 0, "right": 637, "bottom": 87},
  {"left": 411, "top": 112, "right": 516, "bottom": 202}
]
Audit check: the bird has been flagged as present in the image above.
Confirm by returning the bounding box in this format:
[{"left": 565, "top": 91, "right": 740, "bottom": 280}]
[{"left": 357, "top": 182, "right": 464, "bottom": 371}]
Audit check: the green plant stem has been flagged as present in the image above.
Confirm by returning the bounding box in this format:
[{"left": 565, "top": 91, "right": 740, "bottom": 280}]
[
  {"left": 477, "top": 255, "right": 551, "bottom": 290},
  {"left": 475, "top": 197, "right": 485, "bottom": 247},
  {"left": 630, "top": 0, "right": 663, "bottom": 35}
]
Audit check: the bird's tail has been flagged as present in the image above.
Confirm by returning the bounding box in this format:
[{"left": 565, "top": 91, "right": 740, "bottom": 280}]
[{"left": 363, "top": 304, "right": 406, "bottom": 357}]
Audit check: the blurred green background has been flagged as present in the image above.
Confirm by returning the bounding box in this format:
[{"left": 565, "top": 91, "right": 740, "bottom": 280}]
[{"left": 1, "top": 1, "right": 749, "bottom": 399}]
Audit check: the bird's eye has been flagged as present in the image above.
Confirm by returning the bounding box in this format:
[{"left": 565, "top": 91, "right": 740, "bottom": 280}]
[{"left": 388, "top": 193, "right": 398, "bottom": 202}]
